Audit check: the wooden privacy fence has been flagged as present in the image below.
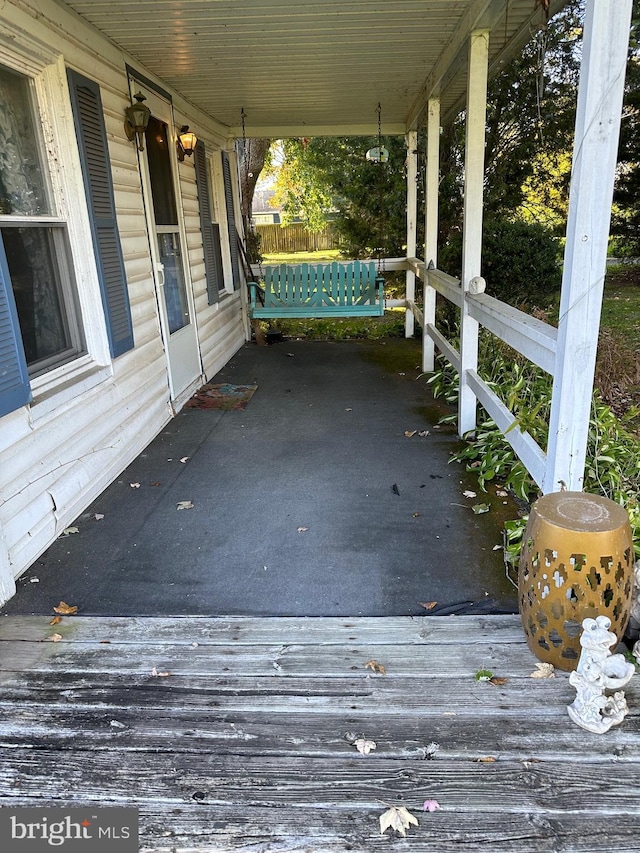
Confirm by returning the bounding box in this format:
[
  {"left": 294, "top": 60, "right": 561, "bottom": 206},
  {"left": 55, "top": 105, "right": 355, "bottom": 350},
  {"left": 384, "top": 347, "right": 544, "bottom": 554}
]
[{"left": 255, "top": 223, "right": 338, "bottom": 254}]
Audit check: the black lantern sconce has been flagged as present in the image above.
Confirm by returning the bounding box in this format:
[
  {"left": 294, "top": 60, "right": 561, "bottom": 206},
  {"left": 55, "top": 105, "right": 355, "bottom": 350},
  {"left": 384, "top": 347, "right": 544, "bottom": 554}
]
[
  {"left": 177, "top": 126, "right": 198, "bottom": 161},
  {"left": 124, "top": 91, "right": 151, "bottom": 151}
]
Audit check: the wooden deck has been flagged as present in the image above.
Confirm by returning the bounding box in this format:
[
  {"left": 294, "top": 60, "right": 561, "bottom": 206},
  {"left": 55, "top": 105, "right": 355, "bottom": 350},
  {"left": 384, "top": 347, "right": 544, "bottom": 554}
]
[{"left": 0, "top": 614, "right": 638, "bottom": 852}]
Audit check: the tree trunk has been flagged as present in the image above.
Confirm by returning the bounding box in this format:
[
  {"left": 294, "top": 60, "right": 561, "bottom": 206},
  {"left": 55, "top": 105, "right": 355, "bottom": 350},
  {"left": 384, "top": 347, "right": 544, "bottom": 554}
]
[{"left": 237, "top": 137, "right": 272, "bottom": 220}]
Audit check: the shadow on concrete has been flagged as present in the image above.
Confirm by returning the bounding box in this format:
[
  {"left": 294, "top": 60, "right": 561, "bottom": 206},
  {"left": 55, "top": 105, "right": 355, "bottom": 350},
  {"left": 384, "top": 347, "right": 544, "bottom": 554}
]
[{"left": 2, "top": 339, "right": 519, "bottom": 617}]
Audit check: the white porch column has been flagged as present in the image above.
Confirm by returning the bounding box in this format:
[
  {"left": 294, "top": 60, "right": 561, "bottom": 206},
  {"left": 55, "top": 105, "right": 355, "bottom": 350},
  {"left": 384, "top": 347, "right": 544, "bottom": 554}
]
[
  {"left": 544, "top": 0, "right": 632, "bottom": 493},
  {"left": 458, "top": 29, "right": 489, "bottom": 436},
  {"left": 423, "top": 97, "right": 440, "bottom": 372},
  {"left": 405, "top": 130, "right": 418, "bottom": 338}
]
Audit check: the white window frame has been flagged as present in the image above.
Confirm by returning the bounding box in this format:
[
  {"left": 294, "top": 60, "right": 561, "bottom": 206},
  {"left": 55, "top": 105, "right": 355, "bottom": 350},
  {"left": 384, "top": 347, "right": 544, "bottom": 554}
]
[{"left": 0, "top": 29, "right": 113, "bottom": 412}]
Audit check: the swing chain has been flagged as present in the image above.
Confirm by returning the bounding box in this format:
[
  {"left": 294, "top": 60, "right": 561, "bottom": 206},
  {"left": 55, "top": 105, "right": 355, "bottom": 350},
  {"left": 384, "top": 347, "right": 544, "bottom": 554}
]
[{"left": 376, "top": 102, "right": 385, "bottom": 274}]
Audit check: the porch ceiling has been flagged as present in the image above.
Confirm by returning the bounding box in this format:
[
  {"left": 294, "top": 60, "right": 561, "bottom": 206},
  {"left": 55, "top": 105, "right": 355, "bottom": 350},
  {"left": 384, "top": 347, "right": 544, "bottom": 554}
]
[{"left": 57, "top": 0, "right": 566, "bottom": 137}]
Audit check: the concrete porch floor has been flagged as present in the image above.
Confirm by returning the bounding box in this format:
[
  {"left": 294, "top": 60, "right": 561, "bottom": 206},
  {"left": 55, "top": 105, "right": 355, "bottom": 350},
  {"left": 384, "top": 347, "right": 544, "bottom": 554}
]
[{"left": 2, "top": 339, "right": 518, "bottom": 617}]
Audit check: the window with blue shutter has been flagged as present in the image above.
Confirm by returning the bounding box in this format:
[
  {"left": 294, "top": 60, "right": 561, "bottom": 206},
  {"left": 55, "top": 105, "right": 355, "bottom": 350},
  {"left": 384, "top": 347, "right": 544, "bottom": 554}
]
[
  {"left": 194, "top": 142, "right": 223, "bottom": 304},
  {"left": 0, "top": 238, "right": 31, "bottom": 417},
  {"left": 221, "top": 151, "right": 241, "bottom": 290},
  {"left": 67, "top": 69, "right": 134, "bottom": 357}
]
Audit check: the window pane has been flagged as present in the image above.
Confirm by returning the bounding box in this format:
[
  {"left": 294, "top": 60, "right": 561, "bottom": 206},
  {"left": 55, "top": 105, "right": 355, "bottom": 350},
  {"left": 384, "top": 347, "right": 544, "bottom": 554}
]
[
  {"left": 145, "top": 116, "right": 178, "bottom": 226},
  {"left": 0, "top": 65, "right": 49, "bottom": 215},
  {"left": 158, "top": 232, "right": 189, "bottom": 334},
  {"left": 2, "top": 227, "right": 83, "bottom": 372}
]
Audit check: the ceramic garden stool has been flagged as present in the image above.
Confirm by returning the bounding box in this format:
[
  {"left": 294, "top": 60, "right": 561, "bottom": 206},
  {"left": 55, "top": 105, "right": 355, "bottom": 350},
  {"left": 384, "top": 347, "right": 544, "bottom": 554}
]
[{"left": 519, "top": 491, "right": 634, "bottom": 671}]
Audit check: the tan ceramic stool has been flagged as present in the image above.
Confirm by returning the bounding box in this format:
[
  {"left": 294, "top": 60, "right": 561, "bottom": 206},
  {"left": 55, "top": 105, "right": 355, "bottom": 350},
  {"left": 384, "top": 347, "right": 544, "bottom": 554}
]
[{"left": 519, "top": 491, "right": 634, "bottom": 671}]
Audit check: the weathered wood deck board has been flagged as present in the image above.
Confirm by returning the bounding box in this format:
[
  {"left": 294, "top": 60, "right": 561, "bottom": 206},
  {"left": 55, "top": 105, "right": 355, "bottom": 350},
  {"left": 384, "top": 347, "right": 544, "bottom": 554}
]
[
  {"left": 4, "top": 751, "right": 640, "bottom": 813},
  {"left": 1, "top": 802, "right": 637, "bottom": 853},
  {"left": 1, "top": 708, "right": 637, "bottom": 761},
  {"left": 0, "top": 614, "right": 526, "bottom": 645},
  {"left": 0, "top": 640, "right": 552, "bottom": 678},
  {"left": 1, "top": 614, "right": 638, "bottom": 852},
  {"left": 2, "top": 669, "right": 640, "bottom": 719}
]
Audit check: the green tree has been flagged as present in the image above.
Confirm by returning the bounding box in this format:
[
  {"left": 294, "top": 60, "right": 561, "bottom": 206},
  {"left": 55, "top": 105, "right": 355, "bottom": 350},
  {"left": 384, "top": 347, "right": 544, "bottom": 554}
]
[
  {"left": 611, "top": 0, "right": 640, "bottom": 256},
  {"left": 439, "top": 0, "right": 582, "bottom": 251},
  {"left": 269, "top": 135, "right": 411, "bottom": 258}
]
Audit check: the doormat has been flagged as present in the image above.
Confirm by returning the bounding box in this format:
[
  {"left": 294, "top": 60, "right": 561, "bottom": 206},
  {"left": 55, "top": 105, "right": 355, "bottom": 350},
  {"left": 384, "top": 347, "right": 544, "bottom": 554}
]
[{"left": 184, "top": 383, "right": 258, "bottom": 410}]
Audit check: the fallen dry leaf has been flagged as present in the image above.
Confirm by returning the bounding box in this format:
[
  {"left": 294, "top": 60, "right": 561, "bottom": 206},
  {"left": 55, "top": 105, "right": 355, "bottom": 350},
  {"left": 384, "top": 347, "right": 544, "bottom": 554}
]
[
  {"left": 380, "top": 806, "right": 418, "bottom": 837},
  {"left": 176, "top": 501, "right": 194, "bottom": 510},
  {"left": 60, "top": 527, "right": 79, "bottom": 536},
  {"left": 404, "top": 430, "right": 417, "bottom": 438},
  {"left": 150, "top": 481, "right": 161, "bottom": 487},
  {"left": 489, "top": 676, "right": 508, "bottom": 686},
  {"left": 151, "top": 667, "right": 171, "bottom": 677},
  {"left": 354, "top": 738, "right": 377, "bottom": 755},
  {"left": 423, "top": 799, "right": 442, "bottom": 812},
  {"left": 47, "top": 633, "right": 63, "bottom": 642},
  {"left": 297, "top": 526, "right": 309, "bottom": 533},
  {"left": 365, "top": 659, "right": 386, "bottom": 675},
  {"left": 530, "top": 662, "right": 555, "bottom": 678},
  {"left": 474, "top": 756, "right": 497, "bottom": 763},
  {"left": 49, "top": 616, "right": 62, "bottom": 626},
  {"left": 419, "top": 601, "right": 438, "bottom": 610},
  {"left": 53, "top": 601, "right": 78, "bottom": 615}
]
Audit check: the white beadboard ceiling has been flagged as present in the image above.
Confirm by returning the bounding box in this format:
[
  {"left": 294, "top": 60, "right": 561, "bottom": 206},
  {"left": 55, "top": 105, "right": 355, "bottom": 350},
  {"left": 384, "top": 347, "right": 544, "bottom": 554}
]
[{"left": 57, "top": 0, "right": 567, "bottom": 136}]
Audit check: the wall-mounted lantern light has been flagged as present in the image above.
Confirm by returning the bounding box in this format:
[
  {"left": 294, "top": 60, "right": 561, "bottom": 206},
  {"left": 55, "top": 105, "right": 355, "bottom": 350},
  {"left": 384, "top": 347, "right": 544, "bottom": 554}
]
[
  {"left": 124, "top": 91, "right": 151, "bottom": 151},
  {"left": 177, "top": 126, "right": 198, "bottom": 161}
]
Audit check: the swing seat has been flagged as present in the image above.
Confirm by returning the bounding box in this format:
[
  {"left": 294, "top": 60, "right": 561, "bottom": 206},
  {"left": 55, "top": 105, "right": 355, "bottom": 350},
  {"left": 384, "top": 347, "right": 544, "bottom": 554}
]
[{"left": 249, "top": 261, "right": 385, "bottom": 319}]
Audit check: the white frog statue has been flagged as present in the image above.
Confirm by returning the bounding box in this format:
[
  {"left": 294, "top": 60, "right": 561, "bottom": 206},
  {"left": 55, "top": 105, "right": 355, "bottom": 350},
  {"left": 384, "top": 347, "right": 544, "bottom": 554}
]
[{"left": 567, "top": 615, "right": 635, "bottom": 734}]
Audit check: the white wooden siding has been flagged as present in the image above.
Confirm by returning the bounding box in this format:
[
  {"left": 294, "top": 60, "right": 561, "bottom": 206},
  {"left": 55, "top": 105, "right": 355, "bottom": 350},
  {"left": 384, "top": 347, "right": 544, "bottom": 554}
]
[{"left": 0, "top": 0, "right": 245, "bottom": 599}]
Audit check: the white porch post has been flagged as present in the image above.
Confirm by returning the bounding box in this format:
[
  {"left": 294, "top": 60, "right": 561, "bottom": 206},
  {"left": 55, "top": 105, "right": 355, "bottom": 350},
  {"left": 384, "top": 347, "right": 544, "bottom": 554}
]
[
  {"left": 543, "top": 0, "right": 632, "bottom": 493},
  {"left": 405, "top": 130, "right": 418, "bottom": 338},
  {"left": 458, "top": 30, "right": 489, "bottom": 437},
  {"left": 423, "top": 97, "right": 440, "bottom": 372}
]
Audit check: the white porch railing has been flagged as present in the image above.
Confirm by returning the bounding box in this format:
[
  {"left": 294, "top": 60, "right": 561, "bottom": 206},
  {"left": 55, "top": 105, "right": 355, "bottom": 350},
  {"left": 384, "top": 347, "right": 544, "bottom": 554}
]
[
  {"left": 402, "top": 256, "right": 550, "bottom": 491},
  {"left": 403, "top": 0, "right": 632, "bottom": 496}
]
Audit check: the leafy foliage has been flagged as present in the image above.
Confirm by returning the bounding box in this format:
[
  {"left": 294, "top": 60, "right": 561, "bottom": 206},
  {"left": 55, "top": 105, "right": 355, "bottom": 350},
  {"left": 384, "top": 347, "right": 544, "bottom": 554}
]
[
  {"left": 427, "top": 331, "right": 640, "bottom": 562},
  {"left": 437, "top": 1, "right": 583, "bottom": 246},
  {"left": 266, "top": 311, "right": 405, "bottom": 342},
  {"left": 439, "top": 218, "right": 562, "bottom": 305},
  {"left": 268, "top": 136, "right": 410, "bottom": 259},
  {"left": 611, "top": 0, "right": 640, "bottom": 256}
]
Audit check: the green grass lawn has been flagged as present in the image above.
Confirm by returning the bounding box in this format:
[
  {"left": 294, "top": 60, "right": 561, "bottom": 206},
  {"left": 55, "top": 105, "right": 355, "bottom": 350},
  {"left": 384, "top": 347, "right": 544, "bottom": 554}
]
[{"left": 600, "top": 264, "right": 640, "bottom": 342}]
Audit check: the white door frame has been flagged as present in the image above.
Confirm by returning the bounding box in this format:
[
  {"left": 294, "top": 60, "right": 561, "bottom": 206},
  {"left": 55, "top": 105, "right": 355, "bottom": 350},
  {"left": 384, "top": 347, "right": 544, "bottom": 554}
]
[{"left": 132, "top": 81, "right": 202, "bottom": 404}]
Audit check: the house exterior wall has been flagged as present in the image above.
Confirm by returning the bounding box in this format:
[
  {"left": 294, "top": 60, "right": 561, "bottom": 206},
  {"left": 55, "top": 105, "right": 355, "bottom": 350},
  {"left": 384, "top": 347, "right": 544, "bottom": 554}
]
[{"left": 0, "top": 0, "right": 246, "bottom": 604}]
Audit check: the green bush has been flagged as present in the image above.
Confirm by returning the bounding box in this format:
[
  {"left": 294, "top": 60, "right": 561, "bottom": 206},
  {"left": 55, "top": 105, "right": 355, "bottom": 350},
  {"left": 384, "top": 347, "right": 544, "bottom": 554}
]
[
  {"left": 427, "top": 331, "right": 640, "bottom": 563},
  {"left": 438, "top": 218, "right": 562, "bottom": 305}
]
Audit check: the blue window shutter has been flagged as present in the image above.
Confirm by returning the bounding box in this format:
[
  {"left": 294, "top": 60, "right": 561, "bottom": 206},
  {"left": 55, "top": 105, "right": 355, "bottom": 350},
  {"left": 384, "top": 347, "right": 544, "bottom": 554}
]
[
  {"left": 67, "top": 69, "right": 134, "bottom": 357},
  {"left": 193, "top": 142, "right": 222, "bottom": 304},
  {"left": 0, "top": 238, "right": 31, "bottom": 417},
  {"left": 221, "top": 151, "right": 241, "bottom": 289}
]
